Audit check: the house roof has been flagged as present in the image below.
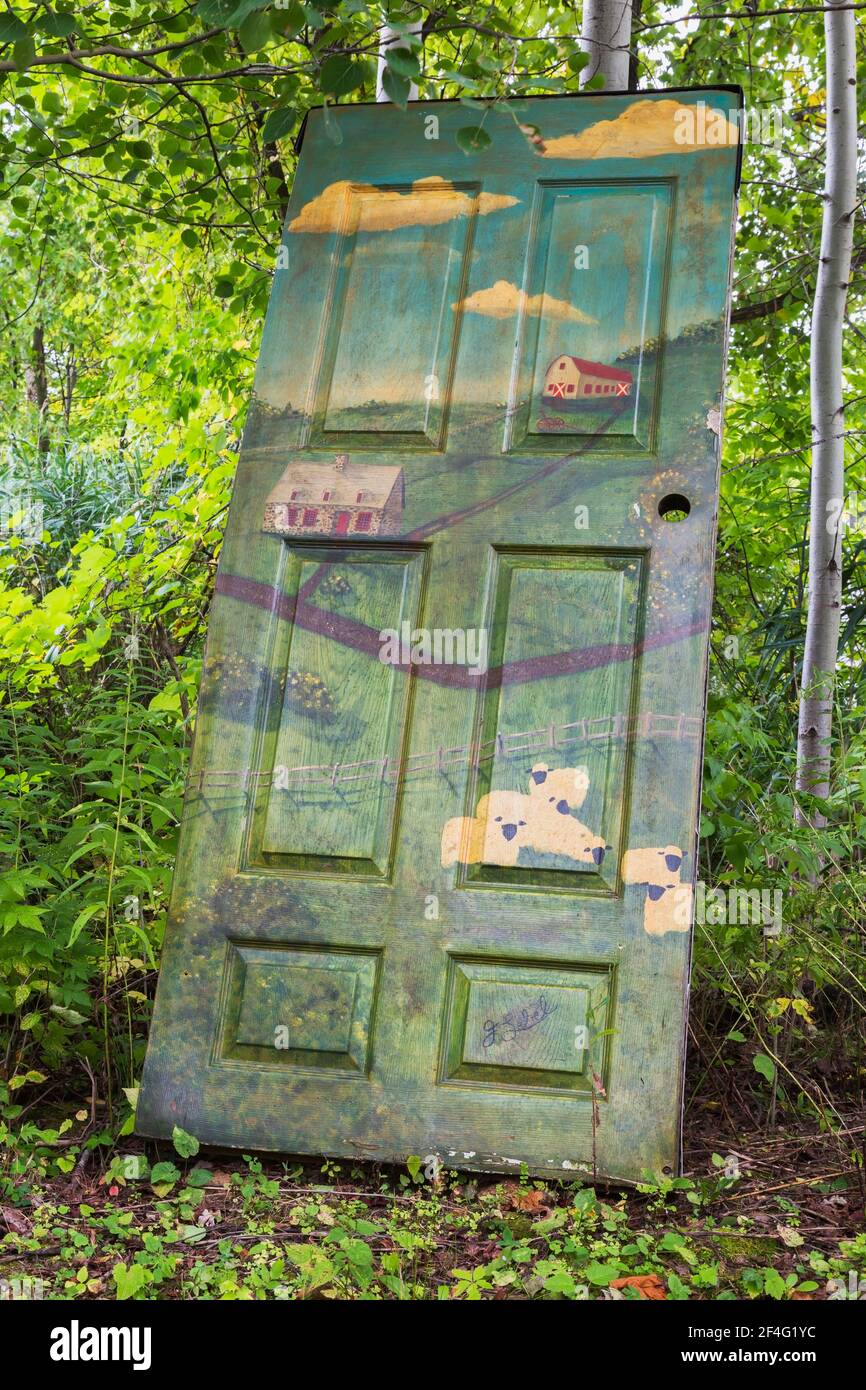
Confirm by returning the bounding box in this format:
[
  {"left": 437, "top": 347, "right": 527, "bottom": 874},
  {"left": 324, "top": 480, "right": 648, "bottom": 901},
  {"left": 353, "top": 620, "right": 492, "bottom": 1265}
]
[
  {"left": 265, "top": 460, "right": 404, "bottom": 509},
  {"left": 549, "top": 356, "right": 633, "bottom": 383}
]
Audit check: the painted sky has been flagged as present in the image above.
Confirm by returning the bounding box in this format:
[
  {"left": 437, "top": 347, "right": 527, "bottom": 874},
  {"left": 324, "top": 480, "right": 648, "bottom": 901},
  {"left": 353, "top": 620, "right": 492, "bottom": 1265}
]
[{"left": 255, "top": 96, "right": 737, "bottom": 411}]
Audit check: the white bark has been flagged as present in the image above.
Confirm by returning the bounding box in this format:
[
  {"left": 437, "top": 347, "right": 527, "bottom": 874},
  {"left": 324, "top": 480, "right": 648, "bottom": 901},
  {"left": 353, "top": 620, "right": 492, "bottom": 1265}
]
[
  {"left": 376, "top": 23, "right": 421, "bottom": 103},
  {"left": 579, "top": 0, "right": 633, "bottom": 90},
  {"left": 795, "top": 1, "right": 857, "bottom": 821}
]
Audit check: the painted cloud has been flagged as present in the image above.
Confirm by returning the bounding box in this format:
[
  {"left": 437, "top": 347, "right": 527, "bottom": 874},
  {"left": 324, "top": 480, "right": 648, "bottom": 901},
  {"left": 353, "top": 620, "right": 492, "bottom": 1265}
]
[
  {"left": 540, "top": 98, "right": 740, "bottom": 160},
  {"left": 452, "top": 279, "right": 597, "bottom": 324},
  {"left": 289, "top": 176, "right": 518, "bottom": 234}
]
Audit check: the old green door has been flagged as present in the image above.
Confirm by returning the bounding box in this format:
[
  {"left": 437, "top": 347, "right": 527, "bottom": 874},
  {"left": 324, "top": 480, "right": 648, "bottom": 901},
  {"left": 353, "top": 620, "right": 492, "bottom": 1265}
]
[{"left": 138, "top": 89, "right": 741, "bottom": 1182}]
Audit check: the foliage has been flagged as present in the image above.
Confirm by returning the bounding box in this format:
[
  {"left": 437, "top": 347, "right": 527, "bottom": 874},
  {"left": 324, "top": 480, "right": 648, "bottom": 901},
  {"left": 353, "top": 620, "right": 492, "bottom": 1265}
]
[{"left": 0, "top": 1153, "right": 863, "bottom": 1300}]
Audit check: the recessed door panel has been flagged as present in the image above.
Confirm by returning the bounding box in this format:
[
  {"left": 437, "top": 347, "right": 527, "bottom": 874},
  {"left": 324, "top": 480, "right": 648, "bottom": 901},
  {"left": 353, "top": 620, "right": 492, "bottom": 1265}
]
[
  {"left": 450, "top": 549, "right": 643, "bottom": 892},
  {"left": 507, "top": 181, "right": 673, "bottom": 453},
  {"left": 246, "top": 544, "right": 425, "bottom": 877},
  {"left": 440, "top": 956, "right": 615, "bottom": 1095},
  {"left": 304, "top": 180, "right": 479, "bottom": 448}
]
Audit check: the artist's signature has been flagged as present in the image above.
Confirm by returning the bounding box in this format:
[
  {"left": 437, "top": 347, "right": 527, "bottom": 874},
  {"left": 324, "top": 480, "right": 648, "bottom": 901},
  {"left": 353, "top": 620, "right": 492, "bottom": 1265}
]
[
  {"left": 536, "top": 415, "right": 566, "bottom": 431},
  {"left": 482, "top": 994, "right": 556, "bottom": 1048}
]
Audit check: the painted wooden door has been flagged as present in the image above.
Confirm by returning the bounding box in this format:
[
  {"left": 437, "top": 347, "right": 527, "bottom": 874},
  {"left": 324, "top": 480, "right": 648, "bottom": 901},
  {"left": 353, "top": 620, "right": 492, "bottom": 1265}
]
[{"left": 138, "top": 90, "right": 741, "bottom": 1182}]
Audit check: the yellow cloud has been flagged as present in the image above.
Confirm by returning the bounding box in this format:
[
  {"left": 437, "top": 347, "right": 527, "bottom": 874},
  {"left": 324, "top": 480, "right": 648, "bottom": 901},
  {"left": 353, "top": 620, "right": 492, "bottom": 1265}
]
[
  {"left": 289, "top": 176, "right": 518, "bottom": 234},
  {"left": 540, "top": 98, "right": 740, "bottom": 160},
  {"left": 452, "top": 279, "right": 597, "bottom": 324}
]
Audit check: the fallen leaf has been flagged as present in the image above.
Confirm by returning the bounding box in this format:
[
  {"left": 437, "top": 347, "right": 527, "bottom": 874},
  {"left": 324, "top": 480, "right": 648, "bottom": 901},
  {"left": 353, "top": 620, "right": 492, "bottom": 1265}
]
[
  {"left": 610, "top": 1274, "right": 667, "bottom": 1300},
  {"left": 0, "top": 1205, "right": 32, "bottom": 1236},
  {"left": 776, "top": 1223, "right": 805, "bottom": 1248},
  {"left": 513, "top": 1189, "right": 550, "bottom": 1214}
]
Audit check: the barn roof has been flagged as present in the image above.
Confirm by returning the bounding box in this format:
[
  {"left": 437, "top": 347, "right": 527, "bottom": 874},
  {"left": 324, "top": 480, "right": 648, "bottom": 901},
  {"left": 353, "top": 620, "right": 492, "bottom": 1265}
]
[
  {"left": 551, "top": 356, "right": 633, "bottom": 383},
  {"left": 266, "top": 460, "right": 404, "bottom": 508}
]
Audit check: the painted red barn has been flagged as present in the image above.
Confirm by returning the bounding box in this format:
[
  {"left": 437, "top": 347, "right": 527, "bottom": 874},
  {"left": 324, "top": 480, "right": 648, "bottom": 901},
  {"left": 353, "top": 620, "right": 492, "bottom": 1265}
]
[
  {"left": 542, "top": 355, "right": 633, "bottom": 403},
  {"left": 263, "top": 455, "right": 404, "bottom": 538}
]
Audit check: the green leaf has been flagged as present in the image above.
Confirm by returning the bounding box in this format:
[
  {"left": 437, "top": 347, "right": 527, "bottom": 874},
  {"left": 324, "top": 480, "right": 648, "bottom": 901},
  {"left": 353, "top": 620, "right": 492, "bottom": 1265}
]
[
  {"left": 584, "top": 1260, "right": 620, "bottom": 1285},
  {"left": 40, "top": 11, "right": 77, "bottom": 37},
  {"left": 343, "top": 1237, "right": 373, "bottom": 1266},
  {"left": 381, "top": 67, "right": 410, "bottom": 108},
  {"left": 273, "top": 1, "right": 305, "bottom": 37},
  {"left": 12, "top": 35, "right": 36, "bottom": 70},
  {"left": 113, "top": 1261, "right": 150, "bottom": 1300},
  {"left": 150, "top": 1160, "right": 181, "bottom": 1185},
  {"left": 261, "top": 107, "right": 297, "bottom": 143},
  {"left": 566, "top": 51, "right": 590, "bottom": 75},
  {"left": 185, "top": 1167, "right": 212, "bottom": 1187},
  {"left": 385, "top": 47, "right": 420, "bottom": 80},
  {"left": 172, "top": 1125, "right": 200, "bottom": 1159},
  {"left": 456, "top": 125, "right": 491, "bottom": 154},
  {"left": 764, "top": 1267, "right": 787, "bottom": 1299},
  {"left": 752, "top": 1052, "right": 776, "bottom": 1083},
  {"left": 319, "top": 53, "right": 369, "bottom": 98},
  {"left": 49, "top": 1004, "right": 88, "bottom": 1025},
  {"left": 195, "top": 0, "right": 269, "bottom": 26},
  {"left": 0, "top": 13, "right": 28, "bottom": 44},
  {"left": 238, "top": 11, "right": 271, "bottom": 51},
  {"left": 68, "top": 903, "right": 103, "bottom": 946}
]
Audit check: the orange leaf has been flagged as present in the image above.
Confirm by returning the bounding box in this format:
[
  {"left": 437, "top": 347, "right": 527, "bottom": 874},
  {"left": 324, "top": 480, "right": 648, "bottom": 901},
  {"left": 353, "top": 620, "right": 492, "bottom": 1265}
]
[
  {"left": 610, "top": 1274, "right": 667, "bottom": 1300},
  {"left": 513, "top": 1189, "right": 550, "bottom": 1214}
]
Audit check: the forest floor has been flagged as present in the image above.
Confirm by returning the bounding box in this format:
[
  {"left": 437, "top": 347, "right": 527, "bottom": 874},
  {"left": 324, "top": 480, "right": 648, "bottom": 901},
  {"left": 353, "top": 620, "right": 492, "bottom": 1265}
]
[{"left": 1, "top": 1074, "right": 864, "bottom": 1301}]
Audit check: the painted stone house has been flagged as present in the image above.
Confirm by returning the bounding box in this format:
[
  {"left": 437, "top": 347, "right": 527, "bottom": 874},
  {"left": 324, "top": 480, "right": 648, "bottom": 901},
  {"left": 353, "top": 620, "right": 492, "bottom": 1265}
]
[{"left": 262, "top": 455, "right": 405, "bottom": 537}]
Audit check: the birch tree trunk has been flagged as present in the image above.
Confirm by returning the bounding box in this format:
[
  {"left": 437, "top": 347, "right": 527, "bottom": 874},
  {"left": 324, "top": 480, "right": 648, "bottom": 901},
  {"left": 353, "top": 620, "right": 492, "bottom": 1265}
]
[
  {"left": 795, "top": 1, "right": 857, "bottom": 824},
  {"left": 579, "top": 0, "right": 634, "bottom": 90},
  {"left": 376, "top": 23, "right": 421, "bottom": 103}
]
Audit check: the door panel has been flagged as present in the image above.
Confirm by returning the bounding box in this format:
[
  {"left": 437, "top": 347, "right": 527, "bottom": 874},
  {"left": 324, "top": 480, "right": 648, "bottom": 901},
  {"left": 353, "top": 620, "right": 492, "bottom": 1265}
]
[
  {"left": 216, "top": 941, "right": 380, "bottom": 1075},
  {"left": 439, "top": 956, "right": 615, "bottom": 1095},
  {"left": 138, "top": 90, "right": 741, "bottom": 1182},
  {"left": 307, "top": 179, "right": 479, "bottom": 448},
  {"left": 246, "top": 543, "right": 425, "bottom": 878},
  {"left": 509, "top": 179, "right": 673, "bottom": 452},
  {"left": 463, "top": 547, "right": 643, "bottom": 892}
]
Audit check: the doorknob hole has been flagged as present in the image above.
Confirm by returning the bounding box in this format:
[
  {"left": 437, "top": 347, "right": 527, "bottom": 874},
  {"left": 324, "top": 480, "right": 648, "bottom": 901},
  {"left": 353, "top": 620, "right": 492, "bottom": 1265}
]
[{"left": 658, "top": 493, "right": 691, "bottom": 522}]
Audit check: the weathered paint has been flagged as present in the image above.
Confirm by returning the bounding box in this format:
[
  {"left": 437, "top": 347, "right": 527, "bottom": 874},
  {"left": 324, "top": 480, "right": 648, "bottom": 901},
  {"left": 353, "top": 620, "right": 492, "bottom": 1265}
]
[{"left": 138, "top": 90, "right": 742, "bottom": 1182}]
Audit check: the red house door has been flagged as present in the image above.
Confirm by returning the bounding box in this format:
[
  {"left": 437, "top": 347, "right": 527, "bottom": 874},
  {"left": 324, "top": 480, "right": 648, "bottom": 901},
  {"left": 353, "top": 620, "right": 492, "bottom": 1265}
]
[{"left": 335, "top": 512, "right": 351, "bottom": 535}]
